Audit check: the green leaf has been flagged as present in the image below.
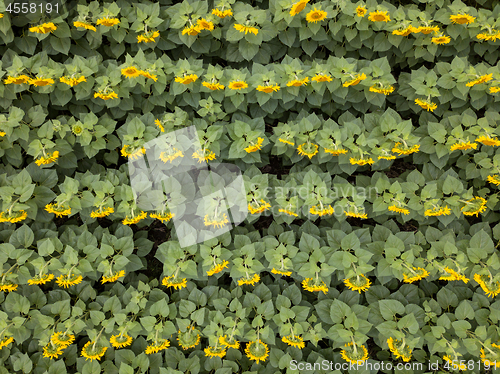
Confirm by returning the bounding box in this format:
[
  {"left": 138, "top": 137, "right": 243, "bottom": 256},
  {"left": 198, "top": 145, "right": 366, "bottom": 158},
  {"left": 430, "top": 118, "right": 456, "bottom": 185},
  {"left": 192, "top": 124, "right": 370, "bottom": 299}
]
[
  {"left": 428, "top": 122, "right": 447, "bottom": 143},
  {"left": 9, "top": 225, "right": 34, "bottom": 248},
  {"left": 378, "top": 299, "right": 405, "bottom": 320},
  {"left": 50, "top": 37, "right": 71, "bottom": 55}
]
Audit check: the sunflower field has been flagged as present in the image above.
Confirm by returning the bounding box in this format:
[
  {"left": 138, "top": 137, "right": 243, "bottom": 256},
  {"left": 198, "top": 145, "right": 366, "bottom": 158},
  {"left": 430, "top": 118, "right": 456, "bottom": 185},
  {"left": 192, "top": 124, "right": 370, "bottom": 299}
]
[{"left": 3, "top": 0, "right": 500, "bottom": 372}]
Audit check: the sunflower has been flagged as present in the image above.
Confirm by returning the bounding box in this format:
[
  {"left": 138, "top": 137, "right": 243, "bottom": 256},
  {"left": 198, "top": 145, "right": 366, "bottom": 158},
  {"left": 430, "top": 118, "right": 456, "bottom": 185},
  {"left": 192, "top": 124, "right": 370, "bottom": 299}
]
[
  {"left": 278, "top": 138, "right": 294, "bottom": 146},
  {"left": 282, "top": 335, "right": 305, "bottom": 349},
  {"left": 450, "top": 14, "right": 475, "bottom": 25},
  {"left": 122, "top": 211, "right": 148, "bottom": 225},
  {"left": 344, "top": 210, "right": 368, "bottom": 219},
  {"left": 122, "top": 138, "right": 143, "bottom": 153},
  {"left": 45, "top": 203, "right": 71, "bottom": 217},
  {"left": 297, "top": 143, "right": 319, "bottom": 158},
  {"left": 248, "top": 200, "right": 271, "bottom": 214},
  {"left": 387, "top": 337, "right": 412, "bottom": 362},
  {"left": 368, "top": 10, "right": 390, "bottom": 22},
  {"left": 110, "top": 334, "right": 133, "bottom": 348},
  {"left": 256, "top": 84, "right": 280, "bottom": 93},
  {"left": 392, "top": 27, "right": 413, "bottom": 36},
  {"left": 94, "top": 90, "right": 118, "bottom": 100},
  {"left": 204, "top": 214, "right": 229, "bottom": 229},
  {"left": 424, "top": 205, "right": 451, "bottom": 216},
  {"left": 460, "top": 196, "right": 487, "bottom": 217},
  {"left": 414, "top": 26, "right": 439, "bottom": 34},
  {"left": 139, "top": 71, "right": 157, "bottom": 81},
  {"left": 311, "top": 73, "right": 332, "bottom": 82},
  {"left": 29, "top": 22, "right": 57, "bottom": 34},
  {"left": 73, "top": 21, "right": 96, "bottom": 31},
  {"left": 219, "top": 335, "right": 240, "bottom": 349},
  {"left": 96, "top": 17, "right": 120, "bottom": 27},
  {"left": 369, "top": 85, "right": 394, "bottom": 95},
  {"left": 51, "top": 332, "right": 75, "bottom": 347},
  {"left": 443, "top": 355, "right": 467, "bottom": 370},
  {"left": 344, "top": 274, "right": 371, "bottom": 293},
  {"left": 175, "top": 74, "right": 198, "bottom": 84},
  {"left": 271, "top": 268, "right": 292, "bottom": 276},
  {"left": 228, "top": 80, "right": 248, "bottom": 90},
  {"left": 202, "top": 81, "right": 225, "bottom": 90},
  {"left": 356, "top": 6, "right": 367, "bottom": 17},
  {"left": 0, "top": 210, "right": 28, "bottom": 223},
  {"left": 402, "top": 267, "right": 429, "bottom": 283},
  {"left": 159, "top": 148, "right": 184, "bottom": 163},
  {"left": 378, "top": 154, "right": 396, "bottom": 160},
  {"left": 145, "top": 339, "right": 170, "bottom": 354},
  {"left": 0, "top": 336, "right": 13, "bottom": 350},
  {"left": 488, "top": 175, "right": 500, "bottom": 186},
  {"left": 287, "top": 77, "right": 309, "bottom": 87},
  {"left": 212, "top": 8, "right": 233, "bottom": 18},
  {"left": 90, "top": 206, "right": 114, "bottom": 218},
  {"left": 177, "top": 327, "right": 201, "bottom": 350},
  {"left": 392, "top": 142, "right": 420, "bottom": 155},
  {"left": 3, "top": 75, "right": 30, "bottom": 84},
  {"left": 36, "top": 151, "right": 60, "bottom": 166},
  {"left": 490, "top": 87, "right": 500, "bottom": 93},
  {"left": 60, "top": 76, "right": 86, "bottom": 87},
  {"left": 388, "top": 205, "right": 410, "bottom": 215},
  {"left": 466, "top": 74, "right": 493, "bottom": 87},
  {"left": 182, "top": 25, "right": 202, "bottom": 36},
  {"left": 43, "top": 342, "right": 64, "bottom": 359},
  {"left": 192, "top": 149, "right": 216, "bottom": 163},
  {"left": 29, "top": 77, "right": 55, "bottom": 86},
  {"left": 0, "top": 281, "right": 18, "bottom": 292},
  {"left": 305, "top": 8, "right": 327, "bottom": 23},
  {"left": 28, "top": 273, "right": 54, "bottom": 285},
  {"left": 154, "top": 119, "right": 165, "bottom": 132},
  {"left": 439, "top": 267, "right": 469, "bottom": 283},
  {"left": 56, "top": 274, "right": 83, "bottom": 288},
  {"left": 290, "top": 0, "right": 309, "bottom": 16},
  {"left": 349, "top": 157, "right": 374, "bottom": 165},
  {"left": 324, "top": 147, "right": 348, "bottom": 155},
  {"left": 149, "top": 212, "right": 175, "bottom": 224},
  {"left": 340, "top": 342, "right": 369, "bottom": 364},
  {"left": 207, "top": 260, "right": 229, "bottom": 276},
  {"left": 309, "top": 204, "right": 334, "bottom": 216},
  {"left": 450, "top": 141, "right": 477, "bottom": 151},
  {"left": 162, "top": 276, "right": 187, "bottom": 290},
  {"left": 238, "top": 273, "right": 260, "bottom": 286},
  {"left": 431, "top": 35, "right": 451, "bottom": 44},
  {"left": 121, "top": 66, "right": 142, "bottom": 78},
  {"left": 278, "top": 208, "right": 298, "bottom": 217},
  {"left": 480, "top": 345, "right": 500, "bottom": 368},
  {"left": 101, "top": 270, "right": 126, "bottom": 284},
  {"left": 245, "top": 340, "right": 269, "bottom": 363},
  {"left": 302, "top": 278, "right": 329, "bottom": 294},
  {"left": 137, "top": 30, "right": 160, "bottom": 43},
  {"left": 197, "top": 18, "right": 214, "bottom": 31},
  {"left": 81, "top": 341, "right": 107, "bottom": 361},
  {"left": 233, "top": 24, "right": 259, "bottom": 35},
  {"left": 476, "top": 135, "right": 500, "bottom": 146},
  {"left": 204, "top": 346, "right": 227, "bottom": 358},
  {"left": 474, "top": 274, "right": 500, "bottom": 298},
  {"left": 414, "top": 98, "right": 437, "bottom": 111},
  {"left": 244, "top": 137, "right": 264, "bottom": 153},
  {"left": 477, "top": 31, "right": 500, "bottom": 42},
  {"left": 343, "top": 73, "right": 366, "bottom": 87}
]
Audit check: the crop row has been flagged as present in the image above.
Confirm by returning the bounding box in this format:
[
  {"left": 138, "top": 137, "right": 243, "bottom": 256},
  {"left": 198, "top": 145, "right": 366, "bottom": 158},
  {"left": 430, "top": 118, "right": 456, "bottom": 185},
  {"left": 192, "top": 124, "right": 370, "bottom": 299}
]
[{"left": 0, "top": 217, "right": 499, "bottom": 368}]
